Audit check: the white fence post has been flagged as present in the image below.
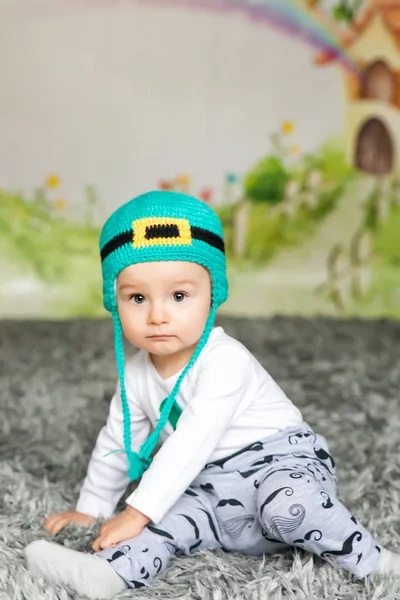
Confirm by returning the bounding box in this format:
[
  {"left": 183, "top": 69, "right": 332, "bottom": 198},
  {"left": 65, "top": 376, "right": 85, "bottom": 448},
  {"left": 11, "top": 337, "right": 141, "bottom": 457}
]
[
  {"left": 326, "top": 244, "right": 351, "bottom": 312},
  {"left": 350, "top": 229, "right": 372, "bottom": 297},
  {"left": 283, "top": 179, "right": 300, "bottom": 218},
  {"left": 303, "top": 169, "right": 322, "bottom": 209},
  {"left": 232, "top": 199, "right": 250, "bottom": 259},
  {"left": 320, "top": 227, "right": 373, "bottom": 313}
]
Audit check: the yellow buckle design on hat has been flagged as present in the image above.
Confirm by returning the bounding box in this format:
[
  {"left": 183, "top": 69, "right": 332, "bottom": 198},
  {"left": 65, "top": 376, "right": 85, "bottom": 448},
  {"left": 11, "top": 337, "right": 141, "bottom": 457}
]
[{"left": 132, "top": 217, "right": 192, "bottom": 248}]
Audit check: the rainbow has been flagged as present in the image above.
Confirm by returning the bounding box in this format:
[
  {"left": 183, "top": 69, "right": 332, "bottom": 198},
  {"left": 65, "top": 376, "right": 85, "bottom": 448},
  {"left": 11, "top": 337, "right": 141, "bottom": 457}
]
[{"left": 129, "top": 0, "right": 359, "bottom": 74}]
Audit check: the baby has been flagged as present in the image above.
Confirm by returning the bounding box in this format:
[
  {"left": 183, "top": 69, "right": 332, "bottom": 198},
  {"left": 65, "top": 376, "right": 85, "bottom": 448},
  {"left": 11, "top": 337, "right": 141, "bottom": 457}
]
[{"left": 25, "top": 191, "right": 400, "bottom": 599}]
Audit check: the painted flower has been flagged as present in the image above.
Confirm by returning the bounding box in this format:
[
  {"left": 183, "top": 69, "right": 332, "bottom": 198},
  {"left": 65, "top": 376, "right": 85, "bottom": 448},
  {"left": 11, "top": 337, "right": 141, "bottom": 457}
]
[
  {"left": 176, "top": 174, "right": 191, "bottom": 186},
  {"left": 159, "top": 179, "right": 173, "bottom": 191},
  {"left": 225, "top": 172, "right": 238, "bottom": 184},
  {"left": 55, "top": 199, "right": 66, "bottom": 209},
  {"left": 281, "top": 121, "right": 294, "bottom": 135},
  {"left": 289, "top": 145, "right": 300, "bottom": 154},
  {"left": 46, "top": 174, "right": 61, "bottom": 188},
  {"left": 199, "top": 187, "right": 213, "bottom": 203}
]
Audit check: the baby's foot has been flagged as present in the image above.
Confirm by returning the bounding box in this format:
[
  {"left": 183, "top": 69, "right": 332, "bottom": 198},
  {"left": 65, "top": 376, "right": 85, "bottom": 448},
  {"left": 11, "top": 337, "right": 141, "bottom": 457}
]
[
  {"left": 370, "top": 548, "right": 400, "bottom": 578},
  {"left": 24, "top": 540, "right": 128, "bottom": 599}
]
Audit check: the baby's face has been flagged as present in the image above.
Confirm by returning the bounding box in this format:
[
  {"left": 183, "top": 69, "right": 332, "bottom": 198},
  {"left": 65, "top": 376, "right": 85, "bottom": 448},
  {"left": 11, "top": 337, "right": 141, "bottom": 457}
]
[{"left": 116, "top": 261, "right": 212, "bottom": 357}]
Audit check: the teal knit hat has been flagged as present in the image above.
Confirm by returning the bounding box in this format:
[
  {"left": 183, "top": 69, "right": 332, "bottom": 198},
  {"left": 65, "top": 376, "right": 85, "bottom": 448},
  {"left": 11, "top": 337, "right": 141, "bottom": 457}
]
[{"left": 99, "top": 190, "right": 228, "bottom": 482}]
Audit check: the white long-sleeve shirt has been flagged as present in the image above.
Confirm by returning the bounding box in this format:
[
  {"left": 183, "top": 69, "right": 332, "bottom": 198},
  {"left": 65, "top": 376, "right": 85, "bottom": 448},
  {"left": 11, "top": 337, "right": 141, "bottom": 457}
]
[{"left": 76, "top": 326, "right": 303, "bottom": 524}]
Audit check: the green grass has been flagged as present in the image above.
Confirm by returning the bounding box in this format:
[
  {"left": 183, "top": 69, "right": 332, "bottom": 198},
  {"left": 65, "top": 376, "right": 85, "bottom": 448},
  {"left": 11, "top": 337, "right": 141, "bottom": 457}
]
[
  {"left": 348, "top": 204, "right": 400, "bottom": 319},
  {"left": 215, "top": 182, "right": 344, "bottom": 269},
  {"left": 2, "top": 181, "right": 398, "bottom": 320},
  {"left": 0, "top": 189, "right": 105, "bottom": 317},
  {"left": 313, "top": 137, "right": 355, "bottom": 181},
  {"left": 375, "top": 207, "right": 400, "bottom": 265}
]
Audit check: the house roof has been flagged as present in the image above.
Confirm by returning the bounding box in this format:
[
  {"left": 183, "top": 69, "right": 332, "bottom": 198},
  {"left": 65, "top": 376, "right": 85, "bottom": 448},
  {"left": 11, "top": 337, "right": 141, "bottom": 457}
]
[{"left": 314, "top": 0, "right": 400, "bottom": 65}]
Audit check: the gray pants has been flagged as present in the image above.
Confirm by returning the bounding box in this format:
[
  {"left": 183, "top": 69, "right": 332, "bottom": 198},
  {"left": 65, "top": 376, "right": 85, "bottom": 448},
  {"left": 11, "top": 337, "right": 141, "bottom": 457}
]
[{"left": 97, "top": 423, "right": 381, "bottom": 588}]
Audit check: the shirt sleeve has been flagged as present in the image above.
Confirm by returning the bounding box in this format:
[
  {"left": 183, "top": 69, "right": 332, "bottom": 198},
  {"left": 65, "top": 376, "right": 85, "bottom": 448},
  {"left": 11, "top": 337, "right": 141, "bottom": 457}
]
[
  {"left": 76, "top": 374, "right": 152, "bottom": 519},
  {"left": 125, "top": 345, "right": 251, "bottom": 524}
]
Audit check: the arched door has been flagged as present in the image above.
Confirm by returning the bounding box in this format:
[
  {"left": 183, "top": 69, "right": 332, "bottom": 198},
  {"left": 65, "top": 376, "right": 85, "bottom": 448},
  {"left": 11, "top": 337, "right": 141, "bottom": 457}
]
[
  {"left": 360, "top": 60, "right": 396, "bottom": 104},
  {"left": 354, "top": 118, "right": 394, "bottom": 175}
]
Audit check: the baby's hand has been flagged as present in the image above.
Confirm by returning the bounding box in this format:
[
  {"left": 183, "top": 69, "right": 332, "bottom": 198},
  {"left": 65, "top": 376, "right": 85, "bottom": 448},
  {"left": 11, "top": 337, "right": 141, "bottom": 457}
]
[
  {"left": 45, "top": 511, "right": 96, "bottom": 535},
  {"left": 91, "top": 506, "right": 151, "bottom": 552}
]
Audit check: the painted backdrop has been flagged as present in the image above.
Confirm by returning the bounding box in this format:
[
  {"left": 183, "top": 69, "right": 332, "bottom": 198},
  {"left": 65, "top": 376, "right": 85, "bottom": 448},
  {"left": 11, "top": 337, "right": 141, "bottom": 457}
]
[{"left": 1, "top": 0, "right": 399, "bottom": 319}]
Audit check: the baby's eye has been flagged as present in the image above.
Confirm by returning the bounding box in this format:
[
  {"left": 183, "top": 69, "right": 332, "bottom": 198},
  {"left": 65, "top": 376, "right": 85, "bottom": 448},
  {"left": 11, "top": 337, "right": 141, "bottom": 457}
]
[
  {"left": 131, "top": 294, "right": 145, "bottom": 304},
  {"left": 173, "top": 292, "right": 186, "bottom": 303}
]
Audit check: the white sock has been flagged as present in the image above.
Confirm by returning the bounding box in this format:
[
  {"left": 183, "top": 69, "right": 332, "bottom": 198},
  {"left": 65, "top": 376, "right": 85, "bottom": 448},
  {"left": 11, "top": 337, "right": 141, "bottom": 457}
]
[
  {"left": 371, "top": 548, "right": 400, "bottom": 578},
  {"left": 24, "top": 540, "right": 128, "bottom": 600}
]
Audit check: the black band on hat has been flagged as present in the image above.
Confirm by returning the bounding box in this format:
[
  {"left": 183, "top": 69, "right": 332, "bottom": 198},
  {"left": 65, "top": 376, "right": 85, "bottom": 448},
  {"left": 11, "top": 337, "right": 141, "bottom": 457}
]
[
  {"left": 190, "top": 226, "right": 225, "bottom": 254},
  {"left": 100, "top": 225, "right": 225, "bottom": 261},
  {"left": 145, "top": 224, "right": 180, "bottom": 239}
]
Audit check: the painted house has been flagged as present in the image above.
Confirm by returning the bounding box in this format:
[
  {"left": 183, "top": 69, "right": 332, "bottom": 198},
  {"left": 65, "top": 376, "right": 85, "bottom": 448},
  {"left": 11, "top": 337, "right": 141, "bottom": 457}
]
[{"left": 315, "top": 0, "right": 400, "bottom": 176}]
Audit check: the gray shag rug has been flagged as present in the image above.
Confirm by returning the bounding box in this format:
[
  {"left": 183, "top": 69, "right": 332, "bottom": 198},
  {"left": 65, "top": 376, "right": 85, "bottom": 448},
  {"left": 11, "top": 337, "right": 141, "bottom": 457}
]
[{"left": 1, "top": 316, "right": 400, "bottom": 600}]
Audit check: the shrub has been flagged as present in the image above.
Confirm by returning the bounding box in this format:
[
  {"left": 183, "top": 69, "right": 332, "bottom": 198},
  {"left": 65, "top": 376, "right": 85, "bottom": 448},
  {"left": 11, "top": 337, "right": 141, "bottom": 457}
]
[{"left": 244, "top": 156, "right": 289, "bottom": 204}]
